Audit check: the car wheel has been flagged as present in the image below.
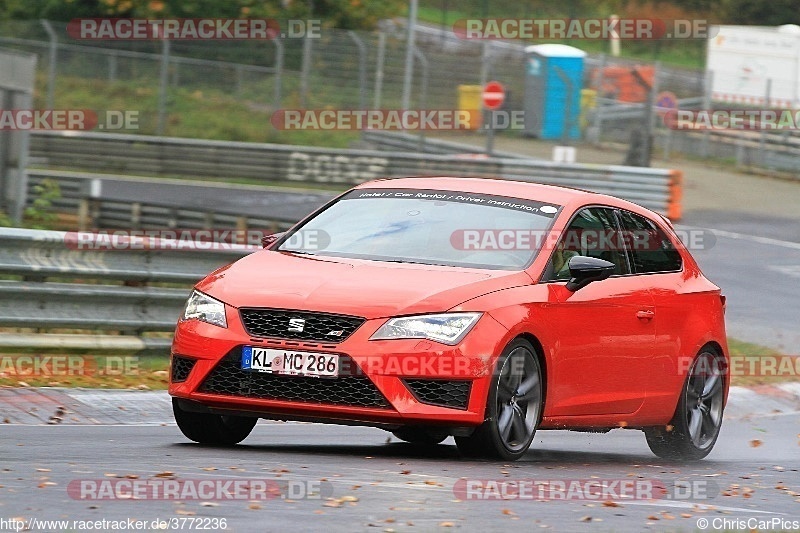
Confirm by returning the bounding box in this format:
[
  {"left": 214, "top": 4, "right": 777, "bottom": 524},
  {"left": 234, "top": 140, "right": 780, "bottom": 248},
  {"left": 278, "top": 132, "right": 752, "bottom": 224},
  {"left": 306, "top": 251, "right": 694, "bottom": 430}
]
[
  {"left": 172, "top": 398, "right": 257, "bottom": 445},
  {"left": 455, "top": 339, "right": 543, "bottom": 460},
  {"left": 645, "top": 350, "right": 725, "bottom": 460},
  {"left": 392, "top": 427, "right": 448, "bottom": 445}
]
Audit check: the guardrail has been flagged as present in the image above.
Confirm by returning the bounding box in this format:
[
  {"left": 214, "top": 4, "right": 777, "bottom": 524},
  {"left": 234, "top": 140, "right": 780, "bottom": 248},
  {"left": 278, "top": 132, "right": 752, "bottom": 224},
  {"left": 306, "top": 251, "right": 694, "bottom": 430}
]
[
  {"left": 30, "top": 131, "right": 683, "bottom": 219},
  {"left": 27, "top": 169, "right": 333, "bottom": 231},
  {"left": 0, "top": 226, "right": 250, "bottom": 352}
]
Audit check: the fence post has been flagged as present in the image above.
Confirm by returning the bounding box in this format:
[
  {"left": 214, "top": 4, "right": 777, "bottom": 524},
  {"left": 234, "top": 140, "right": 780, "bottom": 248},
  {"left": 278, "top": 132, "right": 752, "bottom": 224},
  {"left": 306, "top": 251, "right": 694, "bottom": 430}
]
[
  {"left": 401, "top": 0, "right": 418, "bottom": 111},
  {"left": 272, "top": 38, "right": 283, "bottom": 109},
  {"left": 374, "top": 31, "right": 386, "bottom": 109},
  {"left": 701, "top": 70, "right": 713, "bottom": 159},
  {"left": 347, "top": 31, "right": 367, "bottom": 109},
  {"left": 300, "top": 33, "right": 313, "bottom": 107},
  {"left": 761, "top": 78, "right": 771, "bottom": 168},
  {"left": 588, "top": 54, "right": 607, "bottom": 144},
  {"left": 413, "top": 47, "right": 429, "bottom": 152},
  {"left": 40, "top": 20, "right": 58, "bottom": 110},
  {"left": 157, "top": 38, "right": 170, "bottom": 135},
  {"left": 108, "top": 51, "right": 118, "bottom": 82}
]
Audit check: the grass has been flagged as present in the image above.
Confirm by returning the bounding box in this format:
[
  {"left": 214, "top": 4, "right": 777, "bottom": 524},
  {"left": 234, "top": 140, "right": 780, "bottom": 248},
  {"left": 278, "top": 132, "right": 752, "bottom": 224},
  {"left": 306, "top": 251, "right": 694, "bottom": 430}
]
[
  {"left": 0, "top": 354, "right": 170, "bottom": 390},
  {"left": 0, "top": 338, "right": 793, "bottom": 390},
  {"left": 38, "top": 74, "right": 358, "bottom": 148}
]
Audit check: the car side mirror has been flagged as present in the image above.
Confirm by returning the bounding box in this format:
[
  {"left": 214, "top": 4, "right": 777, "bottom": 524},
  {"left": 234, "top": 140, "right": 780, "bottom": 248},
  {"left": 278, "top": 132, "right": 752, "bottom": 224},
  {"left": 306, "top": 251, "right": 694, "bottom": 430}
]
[
  {"left": 565, "top": 256, "right": 616, "bottom": 292},
  {"left": 261, "top": 232, "right": 285, "bottom": 249}
]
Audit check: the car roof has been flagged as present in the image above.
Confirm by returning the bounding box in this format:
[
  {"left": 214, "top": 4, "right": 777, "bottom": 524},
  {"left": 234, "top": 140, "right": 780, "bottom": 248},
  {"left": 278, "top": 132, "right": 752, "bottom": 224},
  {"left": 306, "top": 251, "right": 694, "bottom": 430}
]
[{"left": 354, "top": 176, "right": 656, "bottom": 217}]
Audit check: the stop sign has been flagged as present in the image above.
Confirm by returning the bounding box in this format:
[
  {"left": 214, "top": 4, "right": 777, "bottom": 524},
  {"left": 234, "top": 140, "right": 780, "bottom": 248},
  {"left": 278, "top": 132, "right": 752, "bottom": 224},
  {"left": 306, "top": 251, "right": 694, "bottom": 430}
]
[{"left": 482, "top": 81, "right": 505, "bottom": 110}]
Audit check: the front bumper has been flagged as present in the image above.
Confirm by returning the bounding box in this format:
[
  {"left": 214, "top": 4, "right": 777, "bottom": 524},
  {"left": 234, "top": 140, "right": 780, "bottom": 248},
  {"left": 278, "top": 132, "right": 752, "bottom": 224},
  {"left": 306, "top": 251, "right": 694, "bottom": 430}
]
[{"left": 169, "top": 307, "right": 510, "bottom": 428}]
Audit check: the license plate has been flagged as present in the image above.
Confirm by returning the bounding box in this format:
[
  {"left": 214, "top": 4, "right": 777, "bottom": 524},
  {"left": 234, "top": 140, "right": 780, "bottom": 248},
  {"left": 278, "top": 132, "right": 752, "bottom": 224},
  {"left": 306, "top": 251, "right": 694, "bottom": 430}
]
[{"left": 242, "top": 346, "right": 339, "bottom": 378}]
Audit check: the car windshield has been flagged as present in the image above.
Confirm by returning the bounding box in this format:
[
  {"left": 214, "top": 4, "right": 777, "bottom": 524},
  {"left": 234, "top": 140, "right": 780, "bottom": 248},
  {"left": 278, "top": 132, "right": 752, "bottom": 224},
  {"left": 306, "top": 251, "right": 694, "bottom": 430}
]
[{"left": 278, "top": 188, "right": 562, "bottom": 270}]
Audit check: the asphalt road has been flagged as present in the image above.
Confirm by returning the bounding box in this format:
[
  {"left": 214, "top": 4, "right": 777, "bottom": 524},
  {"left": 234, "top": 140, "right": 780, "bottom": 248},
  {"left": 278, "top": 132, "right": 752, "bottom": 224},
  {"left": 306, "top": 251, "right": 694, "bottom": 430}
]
[
  {"left": 1, "top": 414, "right": 798, "bottom": 533},
  {"left": 680, "top": 212, "right": 800, "bottom": 355}
]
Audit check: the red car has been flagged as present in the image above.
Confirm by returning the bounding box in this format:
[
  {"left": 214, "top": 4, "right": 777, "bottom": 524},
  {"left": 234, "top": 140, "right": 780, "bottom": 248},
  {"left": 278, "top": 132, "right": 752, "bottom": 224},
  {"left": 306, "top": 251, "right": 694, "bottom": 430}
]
[{"left": 169, "top": 177, "right": 728, "bottom": 461}]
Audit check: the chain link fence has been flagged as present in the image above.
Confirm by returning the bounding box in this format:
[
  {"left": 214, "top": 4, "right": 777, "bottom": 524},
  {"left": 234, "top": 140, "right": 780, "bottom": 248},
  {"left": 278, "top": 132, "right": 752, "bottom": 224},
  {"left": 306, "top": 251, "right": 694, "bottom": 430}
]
[{"left": 3, "top": 19, "right": 796, "bottom": 174}]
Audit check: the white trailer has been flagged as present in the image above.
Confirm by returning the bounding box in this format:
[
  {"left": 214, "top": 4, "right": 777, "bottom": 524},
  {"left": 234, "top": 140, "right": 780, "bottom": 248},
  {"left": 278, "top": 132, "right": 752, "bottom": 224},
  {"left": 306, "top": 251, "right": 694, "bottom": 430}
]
[{"left": 707, "top": 24, "right": 800, "bottom": 108}]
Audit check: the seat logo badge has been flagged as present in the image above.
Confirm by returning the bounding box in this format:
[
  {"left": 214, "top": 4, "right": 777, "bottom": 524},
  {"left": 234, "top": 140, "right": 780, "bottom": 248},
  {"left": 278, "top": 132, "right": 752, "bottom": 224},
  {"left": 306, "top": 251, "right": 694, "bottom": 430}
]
[{"left": 288, "top": 318, "right": 306, "bottom": 332}]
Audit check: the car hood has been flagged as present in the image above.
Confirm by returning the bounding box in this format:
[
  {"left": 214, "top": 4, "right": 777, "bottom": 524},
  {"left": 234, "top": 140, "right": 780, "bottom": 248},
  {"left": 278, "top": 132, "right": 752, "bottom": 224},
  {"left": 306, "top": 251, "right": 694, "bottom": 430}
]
[{"left": 196, "top": 250, "right": 533, "bottom": 319}]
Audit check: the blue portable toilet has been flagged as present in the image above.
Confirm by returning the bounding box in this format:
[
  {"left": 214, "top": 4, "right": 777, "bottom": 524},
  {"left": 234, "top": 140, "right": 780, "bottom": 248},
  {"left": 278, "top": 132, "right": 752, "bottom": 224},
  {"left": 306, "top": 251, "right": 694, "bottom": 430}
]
[{"left": 523, "top": 44, "right": 586, "bottom": 140}]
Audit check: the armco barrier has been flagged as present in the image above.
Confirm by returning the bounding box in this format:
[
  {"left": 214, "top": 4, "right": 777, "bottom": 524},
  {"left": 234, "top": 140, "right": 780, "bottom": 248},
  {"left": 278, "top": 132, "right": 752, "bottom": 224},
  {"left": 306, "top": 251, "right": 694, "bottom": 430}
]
[
  {"left": 0, "top": 226, "right": 251, "bottom": 351},
  {"left": 29, "top": 131, "right": 683, "bottom": 219}
]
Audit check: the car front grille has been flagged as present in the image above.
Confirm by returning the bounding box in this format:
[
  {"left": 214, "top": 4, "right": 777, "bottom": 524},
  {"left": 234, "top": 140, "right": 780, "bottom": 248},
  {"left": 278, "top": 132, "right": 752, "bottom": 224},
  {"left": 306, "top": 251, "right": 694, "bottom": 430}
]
[
  {"left": 404, "top": 379, "right": 471, "bottom": 410},
  {"left": 198, "top": 352, "right": 390, "bottom": 409},
  {"left": 239, "top": 308, "right": 365, "bottom": 343},
  {"left": 171, "top": 355, "right": 196, "bottom": 383}
]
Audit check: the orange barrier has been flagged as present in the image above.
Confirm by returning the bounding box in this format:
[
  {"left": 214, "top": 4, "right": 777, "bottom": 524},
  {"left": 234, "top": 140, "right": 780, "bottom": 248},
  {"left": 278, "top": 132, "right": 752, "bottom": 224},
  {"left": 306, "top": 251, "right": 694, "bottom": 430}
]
[{"left": 667, "top": 169, "right": 683, "bottom": 221}]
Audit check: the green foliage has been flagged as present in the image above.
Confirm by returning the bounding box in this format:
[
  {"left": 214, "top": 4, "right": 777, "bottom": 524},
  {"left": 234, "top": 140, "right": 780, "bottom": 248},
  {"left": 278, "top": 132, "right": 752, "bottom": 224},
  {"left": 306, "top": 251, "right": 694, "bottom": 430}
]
[
  {"left": 0, "top": 209, "right": 12, "bottom": 227},
  {"left": 23, "top": 178, "right": 60, "bottom": 229},
  {"left": 0, "top": 0, "right": 406, "bottom": 30},
  {"left": 722, "top": 0, "right": 800, "bottom": 25}
]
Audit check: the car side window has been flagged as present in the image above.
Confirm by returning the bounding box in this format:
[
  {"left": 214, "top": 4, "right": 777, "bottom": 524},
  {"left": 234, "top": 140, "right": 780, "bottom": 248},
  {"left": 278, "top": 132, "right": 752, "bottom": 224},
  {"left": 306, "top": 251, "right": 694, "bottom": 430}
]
[
  {"left": 617, "top": 210, "right": 682, "bottom": 274},
  {"left": 546, "top": 207, "right": 630, "bottom": 281}
]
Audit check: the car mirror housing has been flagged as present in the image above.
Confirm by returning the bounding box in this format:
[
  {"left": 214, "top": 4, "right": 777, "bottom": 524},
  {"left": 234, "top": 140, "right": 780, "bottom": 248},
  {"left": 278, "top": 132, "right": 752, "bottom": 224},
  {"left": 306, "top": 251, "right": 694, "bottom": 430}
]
[{"left": 565, "top": 256, "right": 616, "bottom": 292}]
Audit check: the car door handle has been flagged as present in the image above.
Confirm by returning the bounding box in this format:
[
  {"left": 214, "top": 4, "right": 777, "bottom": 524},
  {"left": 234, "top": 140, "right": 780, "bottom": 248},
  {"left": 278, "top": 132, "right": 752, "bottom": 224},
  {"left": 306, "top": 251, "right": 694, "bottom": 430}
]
[{"left": 636, "top": 310, "right": 655, "bottom": 320}]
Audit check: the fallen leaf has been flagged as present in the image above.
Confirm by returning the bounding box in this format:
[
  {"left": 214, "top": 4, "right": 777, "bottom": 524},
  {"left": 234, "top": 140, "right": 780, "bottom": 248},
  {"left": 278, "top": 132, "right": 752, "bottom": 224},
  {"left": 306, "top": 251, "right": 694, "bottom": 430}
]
[
  {"left": 579, "top": 516, "right": 592, "bottom": 522},
  {"left": 247, "top": 503, "right": 262, "bottom": 510},
  {"left": 602, "top": 500, "right": 621, "bottom": 507},
  {"left": 175, "top": 508, "right": 195, "bottom": 516},
  {"left": 439, "top": 522, "right": 455, "bottom": 527},
  {"left": 750, "top": 439, "right": 763, "bottom": 448}
]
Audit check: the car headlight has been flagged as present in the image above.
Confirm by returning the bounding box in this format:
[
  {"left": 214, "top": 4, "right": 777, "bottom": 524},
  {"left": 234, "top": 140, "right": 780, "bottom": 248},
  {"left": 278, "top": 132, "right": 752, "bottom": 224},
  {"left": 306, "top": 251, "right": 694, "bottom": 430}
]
[
  {"left": 370, "top": 312, "right": 482, "bottom": 345},
  {"left": 182, "top": 290, "right": 227, "bottom": 328}
]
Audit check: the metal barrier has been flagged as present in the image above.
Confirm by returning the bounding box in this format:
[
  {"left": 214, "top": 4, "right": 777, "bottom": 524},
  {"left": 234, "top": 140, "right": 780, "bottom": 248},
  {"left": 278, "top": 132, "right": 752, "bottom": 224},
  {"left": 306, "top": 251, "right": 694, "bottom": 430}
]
[
  {"left": 30, "top": 131, "right": 683, "bottom": 218},
  {"left": 0, "top": 226, "right": 250, "bottom": 351},
  {"left": 26, "top": 169, "right": 333, "bottom": 231}
]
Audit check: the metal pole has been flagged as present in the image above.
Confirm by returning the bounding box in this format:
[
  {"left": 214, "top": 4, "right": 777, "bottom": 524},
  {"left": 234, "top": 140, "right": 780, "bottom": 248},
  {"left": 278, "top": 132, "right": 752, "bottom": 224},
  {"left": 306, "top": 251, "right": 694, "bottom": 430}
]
[
  {"left": 589, "top": 54, "right": 606, "bottom": 144},
  {"left": 414, "top": 47, "right": 429, "bottom": 152},
  {"left": 761, "top": 78, "right": 771, "bottom": 168},
  {"left": 157, "top": 38, "right": 170, "bottom": 135},
  {"left": 272, "top": 38, "right": 283, "bottom": 109},
  {"left": 40, "top": 20, "right": 57, "bottom": 110},
  {"left": 701, "top": 70, "right": 712, "bottom": 159},
  {"left": 300, "top": 33, "right": 313, "bottom": 108},
  {"left": 373, "top": 31, "right": 386, "bottom": 109},
  {"left": 401, "top": 0, "right": 419, "bottom": 111},
  {"left": 347, "top": 31, "right": 367, "bottom": 109}
]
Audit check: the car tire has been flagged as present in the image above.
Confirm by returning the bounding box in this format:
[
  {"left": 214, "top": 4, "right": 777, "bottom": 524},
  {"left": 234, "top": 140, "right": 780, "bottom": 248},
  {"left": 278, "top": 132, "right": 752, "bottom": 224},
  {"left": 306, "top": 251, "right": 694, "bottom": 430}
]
[
  {"left": 392, "top": 427, "right": 448, "bottom": 445},
  {"left": 455, "top": 338, "right": 543, "bottom": 461},
  {"left": 645, "top": 349, "right": 725, "bottom": 461},
  {"left": 172, "top": 398, "right": 257, "bottom": 445}
]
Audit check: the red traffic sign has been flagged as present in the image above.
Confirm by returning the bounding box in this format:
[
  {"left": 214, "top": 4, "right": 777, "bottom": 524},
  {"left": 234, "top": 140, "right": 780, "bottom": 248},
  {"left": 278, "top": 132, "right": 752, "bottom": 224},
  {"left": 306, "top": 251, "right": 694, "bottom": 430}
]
[{"left": 482, "top": 81, "right": 505, "bottom": 110}]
